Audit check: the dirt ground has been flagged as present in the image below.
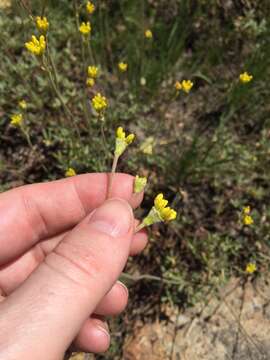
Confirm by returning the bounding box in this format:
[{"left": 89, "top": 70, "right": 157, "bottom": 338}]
[{"left": 69, "top": 276, "right": 270, "bottom": 360}]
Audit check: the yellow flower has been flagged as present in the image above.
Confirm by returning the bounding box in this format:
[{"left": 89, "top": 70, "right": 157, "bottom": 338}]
[
  {"left": 87, "top": 65, "right": 98, "bottom": 78},
  {"left": 140, "top": 136, "right": 154, "bottom": 155},
  {"left": 175, "top": 81, "right": 182, "bottom": 91},
  {"left": 134, "top": 175, "right": 147, "bottom": 193},
  {"left": 239, "top": 72, "right": 253, "bottom": 83},
  {"left": 91, "top": 93, "right": 108, "bottom": 113},
  {"left": 243, "top": 215, "right": 253, "bottom": 225},
  {"left": 65, "top": 168, "right": 76, "bottom": 177},
  {"left": 114, "top": 126, "right": 135, "bottom": 156},
  {"left": 79, "top": 22, "right": 91, "bottom": 35},
  {"left": 246, "top": 262, "right": 256, "bottom": 274},
  {"left": 36, "top": 16, "right": 49, "bottom": 32},
  {"left": 18, "top": 100, "right": 27, "bottom": 110},
  {"left": 154, "top": 194, "right": 177, "bottom": 221},
  {"left": 118, "top": 62, "right": 128, "bottom": 72},
  {"left": 10, "top": 113, "right": 23, "bottom": 127},
  {"left": 145, "top": 29, "right": 153, "bottom": 39},
  {"left": 142, "top": 193, "right": 177, "bottom": 227},
  {"left": 243, "top": 206, "right": 251, "bottom": 215},
  {"left": 25, "top": 35, "right": 46, "bottom": 56},
  {"left": 181, "top": 80, "right": 193, "bottom": 93},
  {"left": 86, "top": 1, "right": 95, "bottom": 14},
  {"left": 86, "top": 78, "right": 95, "bottom": 87}
]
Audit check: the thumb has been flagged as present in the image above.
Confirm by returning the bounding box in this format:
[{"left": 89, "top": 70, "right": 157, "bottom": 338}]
[{"left": 0, "top": 199, "right": 134, "bottom": 359}]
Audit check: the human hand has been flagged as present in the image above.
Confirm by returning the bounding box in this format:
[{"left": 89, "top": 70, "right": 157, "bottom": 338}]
[{"left": 0, "top": 173, "right": 148, "bottom": 359}]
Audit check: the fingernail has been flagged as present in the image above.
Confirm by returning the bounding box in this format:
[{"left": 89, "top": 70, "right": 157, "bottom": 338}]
[
  {"left": 96, "top": 324, "right": 110, "bottom": 339},
  {"left": 89, "top": 198, "right": 133, "bottom": 237},
  {"left": 117, "top": 280, "right": 129, "bottom": 297}
]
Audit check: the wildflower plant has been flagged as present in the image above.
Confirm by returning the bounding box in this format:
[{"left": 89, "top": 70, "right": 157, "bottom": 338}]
[
  {"left": 91, "top": 93, "right": 108, "bottom": 119},
  {"left": 239, "top": 72, "right": 253, "bottom": 83},
  {"left": 10, "top": 111, "right": 32, "bottom": 148},
  {"left": 134, "top": 175, "right": 147, "bottom": 193},
  {"left": 79, "top": 21, "right": 91, "bottom": 36},
  {"left": 36, "top": 16, "right": 49, "bottom": 33},
  {"left": 25, "top": 35, "right": 46, "bottom": 56},
  {"left": 241, "top": 206, "right": 254, "bottom": 226},
  {"left": 118, "top": 62, "right": 128, "bottom": 72},
  {"left": 136, "top": 194, "right": 177, "bottom": 232},
  {"left": 246, "top": 262, "right": 257, "bottom": 274},
  {"left": 65, "top": 168, "right": 76, "bottom": 177},
  {"left": 86, "top": 1, "right": 95, "bottom": 15},
  {"left": 18, "top": 100, "right": 27, "bottom": 110},
  {"left": 145, "top": 29, "right": 153, "bottom": 39}
]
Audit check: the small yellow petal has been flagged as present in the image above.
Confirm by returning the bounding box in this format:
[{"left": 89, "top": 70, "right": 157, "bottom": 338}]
[
  {"left": 246, "top": 262, "right": 256, "bottom": 274},
  {"left": 118, "top": 62, "right": 128, "bottom": 72},
  {"left": 79, "top": 22, "right": 91, "bottom": 35},
  {"left": 87, "top": 66, "right": 98, "bottom": 78},
  {"left": 126, "top": 133, "right": 135, "bottom": 144},
  {"left": 18, "top": 100, "right": 27, "bottom": 110},
  {"left": 36, "top": 16, "right": 49, "bottom": 32},
  {"left": 86, "top": 1, "right": 95, "bottom": 14},
  {"left": 65, "top": 168, "right": 76, "bottom": 177},
  {"left": 145, "top": 29, "right": 153, "bottom": 38},
  {"left": 239, "top": 72, "right": 253, "bottom": 83}
]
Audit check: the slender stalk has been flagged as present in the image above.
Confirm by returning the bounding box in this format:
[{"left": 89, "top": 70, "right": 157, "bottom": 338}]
[
  {"left": 21, "top": 126, "right": 33, "bottom": 149},
  {"left": 73, "top": 0, "right": 92, "bottom": 129},
  {"left": 135, "top": 222, "right": 146, "bottom": 233},
  {"left": 120, "top": 272, "right": 183, "bottom": 286},
  {"left": 87, "top": 40, "right": 95, "bottom": 65},
  {"left": 107, "top": 155, "right": 119, "bottom": 198},
  {"left": 46, "top": 37, "right": 58, "bottom": 85},
  {"left": 41, "top": 56, "right": 79, "bottom": 139}
]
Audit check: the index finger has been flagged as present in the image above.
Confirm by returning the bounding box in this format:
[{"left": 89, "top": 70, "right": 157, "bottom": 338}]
[{"left": 0, "top": 173, "right": 143, "bottom": 265}]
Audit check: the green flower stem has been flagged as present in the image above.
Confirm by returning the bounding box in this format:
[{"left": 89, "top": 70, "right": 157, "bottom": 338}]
[
  {"left": 135, "top": 222, "right": 146, "bottom": 233},
  {"left": 120, "top": 272, "right": 182, "bottom": 286},
  {"left": 73, "top": 0, "right": 92, "bottom": 130},
  {"left": 46, "top": 37, "right": 59, "bottom": 86},
  {"left": 87, "top": 39, "right": 95, "bottom": 66},
  {"left": 21, "top": 125, "right": 33, "bottom": 149},
  {"left": 100, "top": 120, "right": 110, "bottom": 158},
  {"left": 41, "top": 56, "right": 79, "bottom": 138}
]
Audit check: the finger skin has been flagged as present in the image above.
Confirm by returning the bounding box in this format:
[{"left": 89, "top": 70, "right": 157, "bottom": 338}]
[
  {"left": 74, "top": 317, "right": 110, "bottom": 353},
  {"left": 94, "top": 281, "right": 128, "bottom": 316},
  {"left": 0, "top": 199, "right": 133, "bottom": 360},
  {"left": 0, "top": 227, "right": 148, "bottom": 295},
  {"left": 0, "top": 173, "right": 143, "bottom": 265}
]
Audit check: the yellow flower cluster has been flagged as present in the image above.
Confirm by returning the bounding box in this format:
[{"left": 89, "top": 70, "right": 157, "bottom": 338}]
[
  {"left": 118, "top": 62, "right": 128, "bottom": 72},
  {"left": 25, "top": 35, "right": 46, "bottom": 56},
  {"left": 86, "top": 78, "right": 95, "bottom": 87},
  {"left": 10, "top": 113, "right": 23, "bottom": 127},
  {"left": 65, "top": 168, "right": 76, "bottom": 177},
  {"left": 114, "top": 127, "right": 135, "bottom": 156},
  {"left": 36, "top": 16, "right": 49, "bottom": 33},
  {"left": 154, "top": 194, "right": 177, "bottom": 221},
  {"left": 18, "top": 100, "right": 27, "bottom": 110},
  {"left": 246, "top": 262, "right": 256, "bottom": 274},
  {"left": 79, "top": 21, "right": 91, "bottom": 35},
  {"left": 141, "top": 193, "right": 177, "bottom": 227},
  {"left": 134, "top": 175, "right": 147, "bottom": 193},
  {"left": 86, "top": 66, "right": 99, "bottom": 87},
  {"left": 175, "top": 80, "right": 193, "bottom": 93},
  {"left": 145, "top": 29, "right": 153, "bottom": 39},
  {"left": 242, "top": 206, "right": 254, "bottom": 225},
  {"left": 91, "top": 93, "right": 108, "bottom": 113},
  {"left": 86, "top": 1, "right": 95, "bottom": 14},
  {"left": 239, "top": 72, "right": 253, "bottom": 83},
  {"left": 88, "top": 65, "right": 98, "bottom": 78}
]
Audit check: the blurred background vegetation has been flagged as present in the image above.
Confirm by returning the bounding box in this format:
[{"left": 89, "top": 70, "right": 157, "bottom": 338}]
[{"left": 1, "top": 0, "right": 270, "bottom": 358}]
